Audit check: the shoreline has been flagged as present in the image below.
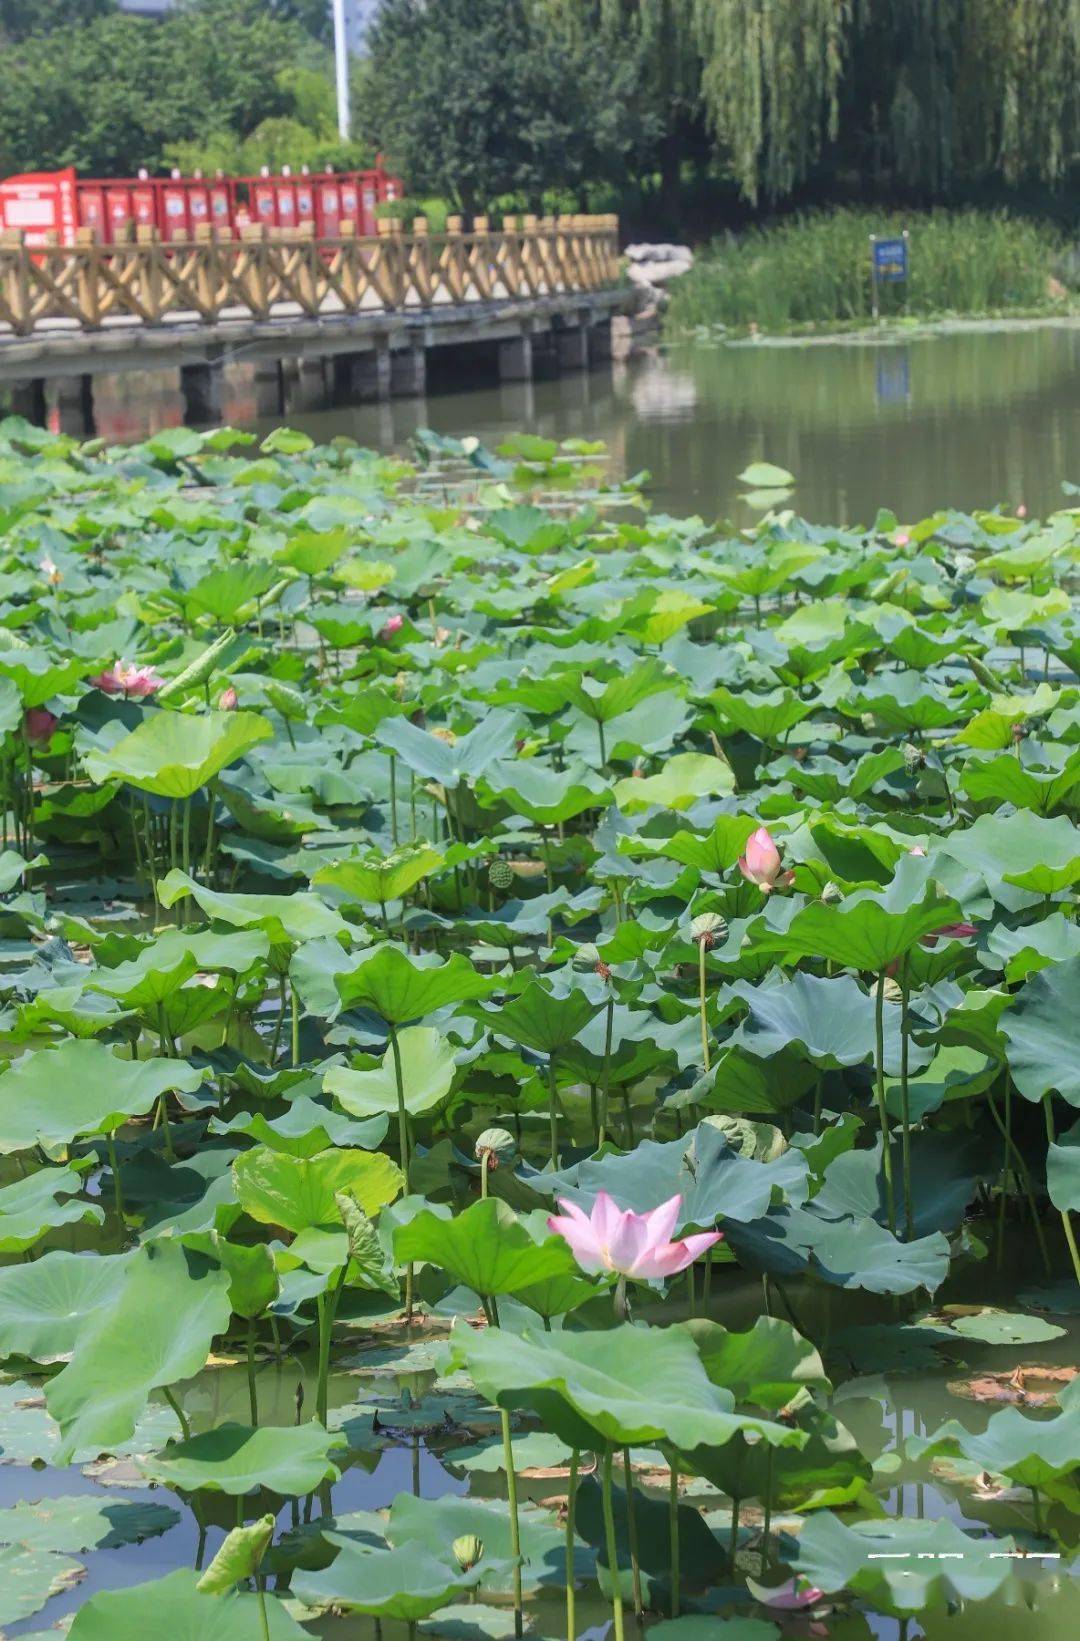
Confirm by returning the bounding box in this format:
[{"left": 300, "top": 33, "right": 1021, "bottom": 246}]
[{"left": 665, "top": 308, "right": 1080, "bottom": 350}]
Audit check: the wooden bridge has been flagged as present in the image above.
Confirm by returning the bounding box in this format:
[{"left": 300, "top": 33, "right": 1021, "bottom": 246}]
[{"left": 0, "top": 214, "right": 629, "bottom": 430}]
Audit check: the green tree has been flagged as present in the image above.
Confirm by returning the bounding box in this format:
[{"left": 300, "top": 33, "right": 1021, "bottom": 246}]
[{"left": 0, "top": 0, "right": 113, "bottom": 44}]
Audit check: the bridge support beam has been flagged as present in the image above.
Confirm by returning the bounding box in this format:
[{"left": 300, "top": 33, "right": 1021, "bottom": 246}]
[
  {"left": 557, "top": 326, "right": 589, "bottom": 372},
  {"left": 284, "top": 357, "right": 328, "bottom": 412},
  {"left": 253, "top": 360, "right": 282, "bottom": 418},
  {"left": 498, "top": 330, "right": 533, "bottom": 382},
  {"left": 588, "top": 318, "right": 613, "bottom": 362},
  {"left": 390, "top": 343, "right": 426, "bottom": 398},
  {"left": 336, "top": 344, "right": 390, "bottom": 403},
  {"left": 180, "top": 356, "right": 223, "bottom": 425},
  {"left": 48, "top": 375, "right": 94, "bottom": 437}
]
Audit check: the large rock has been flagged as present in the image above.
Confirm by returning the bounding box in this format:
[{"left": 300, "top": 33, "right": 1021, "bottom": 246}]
[{"left": 623, "top": 241, "right": 693, "bottom": 311}]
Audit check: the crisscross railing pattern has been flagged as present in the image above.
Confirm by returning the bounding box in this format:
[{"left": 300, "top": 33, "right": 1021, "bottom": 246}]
[{"left": 0, "top": 213, "right": 620, "bottom": 338}]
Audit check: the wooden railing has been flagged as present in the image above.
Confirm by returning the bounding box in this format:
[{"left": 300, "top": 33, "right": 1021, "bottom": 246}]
[{"left": 0, "top": 214, "right": 620, "bottom": 338}]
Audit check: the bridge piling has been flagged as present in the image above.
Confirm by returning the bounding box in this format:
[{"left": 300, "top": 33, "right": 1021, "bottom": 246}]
[
  {"left": 180, "top": 352, "right": 223, "bottom": 425},
  {"left": 498, "top": 329, "right": 533, "bottom": 382},
  {"left": 390, "top": 343, "right": 426, "bottom": 398}
]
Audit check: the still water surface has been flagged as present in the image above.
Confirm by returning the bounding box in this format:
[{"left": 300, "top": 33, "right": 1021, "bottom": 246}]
[{"left": 232, "top": 323, "right": 1080, "bottom": 523}]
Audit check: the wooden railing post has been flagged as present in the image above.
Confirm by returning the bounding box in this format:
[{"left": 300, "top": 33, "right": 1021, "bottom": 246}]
[
  {"left": 193, "top": 221, "right": 215, "bottom": 313},
  {"left": 74, "top": 227, "right": 100, "bottom": 328},
  {"left": 0, "top": 229, "right": 31, "bottom": 336},
  {"left": 136, "top": 225, "right": 162, "bottom": 322}
]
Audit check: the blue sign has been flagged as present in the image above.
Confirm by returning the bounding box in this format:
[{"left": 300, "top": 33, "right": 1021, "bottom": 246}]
[{"left": 872, "top": 236, "right": 908, "bottom": 282}]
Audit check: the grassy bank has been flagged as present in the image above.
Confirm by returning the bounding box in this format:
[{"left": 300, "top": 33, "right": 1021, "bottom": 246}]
[{"left": 665, "top": 208, "right": 1072, "bottom": 336}]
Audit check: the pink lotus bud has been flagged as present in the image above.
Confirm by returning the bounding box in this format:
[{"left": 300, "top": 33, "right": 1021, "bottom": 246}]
[
  {"left": 218, "top": 686, "right": 238, "bottom": 711},
  {"left": 894, "top": 531, "right": 911, "bottom": 548},
  {"left": 1016, "top": 504, "right": 1028, "bottom": 519},
  {"left": 738, "top": 826, "right": 796, "bottom": 893},
  {"left": 24, "top": 707, "right": 57, "bottom": 745},
  {"left": 379, "top": 614, "right": 404, "bottom": 641}
]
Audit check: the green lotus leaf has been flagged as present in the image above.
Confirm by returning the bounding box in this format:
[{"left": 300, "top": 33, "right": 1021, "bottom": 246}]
[
  {"left": 909, "top": 1402, "right": 1080, "bottom": 1496},
  {"left": 779, "top": 854, "right": 963, "bottom": 971},
  {"left": 0, "top": 1494, "right": 178, "bottom": 1552},
  {"left": 84, "top": 710, "right": 272, "bottom": 798},
  {"left": 233, "top": 1145, "right": 403, "bottom": 1234},
  {"left": 387, "top": 1491, "right": 563, "bottom": 1595},
  {"left": 334, "top": 945, "right": 497, "bottom": 1023},
  {"left": 709, "top": 686, "right": 814, "bottom": 743},
  {"left": 376, "top": 711, "right": 520, "bottom": 789},
  {"left": 295, "top": 1542, "right": 482, "bottom": 1618},
  {"left": 394, "top": 1198, "right": 581, "bottom": 1298},
  {"left": 612, "top": 753, "right": 733, "bottom": 813},
  {"left": 792, "top": 1512, "right": 1022, "bottom": 1615},
  {"left": 0, "top": 1249, "right": 133, "bottom": 1361},
  {"left": 185, "top": 1232, "right": 280, "bottom": 1319},
  {"left": 0, "top": 649, "right": 88, "bottom": 706},
  {"left": 213, "top": 1098, "right": 388, "bottom": 1158},
  {"left": 314, "top": 843, "right": 446, "bottom": 907},
  {"left": 184, "top": 564, "right": 280, "bottom": 623},
  {"left": 196, "top": 1513, "right": 275, "bottom": 1592},
  {"left": 647, "top": 1620, "right": 778, "bottom": 1641},
  {"left": 680, "top": 1402, "right": 871, "bottom": 1514},
  {"left": 65, "top": 1567, "right": 311, "bottom": 1639},
  {"left": 449, "top": 1318, "right": 807, "bottom": 1453},
  {"left": 738, "top": 460, "right": 794, "bottom": 488},
  {"left": 1001, "top": 956, "right": 1080, "bottom": 1103},
  {"left": 0, "top": 1166, "right": 102, "bottom": 1254},
  {"left": 686, "top": 1316, "right": 830, "bottom": 1411},
  {"left": 0, "top": 1543, "right": 84, "bottom": 1627},
  {"left": 938, "top": 1306, "right": 1066, "bottom": 1345},
  {"left": 478, "top": 976, "right": 602, "bottom": 1055},
  {"left": 559, "top": 659, "right": 680, "bottom": 725},
  {"left": 482, "top": 758, "right": 610, "bottom": 824},
  {"left": 326, "top": 1026, "right": 456, "bottom": 1119},
  {"left": 46, "top": 1241, "right": 232, "bottom": 1464},
  {"left": 938, "top": 809, "right": 1080, "bottom": 897},
  {"left": 1047, "top": 1117, "right": 1080, "bottom": 1213},
  {"left": 960, "top": 748, "right": 1080, "bottom": 815},
  {"left": 157, "top": 869, "right": 349, "bottom": 945},
  {"left": 0, "top": 1039, "right": 205, "bottom": 1153},
  {"left": 617, "top": 814, "right": 757, "bottom": 875},
  {"left": 723, "top": 969, "right": 930, "bottom": 1075},
  {"left": 139, "top": 1421, "right": 341, "bottom": 1495},
  {"left": 843, "top": 671, "right": 968, "bottom": 732}
]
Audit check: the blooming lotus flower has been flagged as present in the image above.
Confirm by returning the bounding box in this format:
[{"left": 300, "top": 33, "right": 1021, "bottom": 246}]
[
  {"left": 1016, "top": 503, "right": 1028, "bottom": 519},
  {"left": 379, "top": 614, "right": 404, "bottom": 640},
  {"left": 24, "top": 707, "right": 57, "bottom": 745},
  {"left": 748, "top": 1575, "right": 827, "bottom": 1611},
  {"left": 218, "top": 685, "right": 239, "bottom": 711},
  {"left": 89, "top": 660, "right": 164, "bottom": 698},
  {"left": 738, "top": 826, "right": 795, "bottom": 893},
  {"left": 547, "top": 1191, "right": 721, "bottom": 1280},
  {"left": 894, "top": 531, "right": 911, "bottom": 547},
  {"left": 39, "top": 556, "right": 61, "bottom": 586}
]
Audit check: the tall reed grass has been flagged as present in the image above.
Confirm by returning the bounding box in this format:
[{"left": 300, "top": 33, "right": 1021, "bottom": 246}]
[{"left": 665, "top": 209, "right": 1065, "bottom": 334}]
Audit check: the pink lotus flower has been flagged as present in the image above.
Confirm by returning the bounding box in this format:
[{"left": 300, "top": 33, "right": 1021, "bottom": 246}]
[
  {"left": 894, "top": 531, "right": 911, "bottom": 547},
  {"left": 24, "top": 707, "right": 57, "bottom": 745},
  {"left": 39, "top": 556, "right": 61, "bottom": 586},
  {"left": 89, "top": 660, "right": 164, "bottom": 698},
  {"left": 922, "top": 921, "right": 978, "bottom": 946},
  {"left": 547, "top": 1191, "right": 721, "bottom": 1280},
  {"left": 1016, "top": 504, "right": 1028, "bottom": 519},
  {"left": 738, "top": 826, "right": 795, "bottom": 893},
  {"left": 379, "top": 614, "right": 404, "bottom": 640},
  {"left": 218, "top": 685, "right": 238, "bottom": 711},
  {"left": 908, "top": 845, "right": 927, "bottom": 856}
]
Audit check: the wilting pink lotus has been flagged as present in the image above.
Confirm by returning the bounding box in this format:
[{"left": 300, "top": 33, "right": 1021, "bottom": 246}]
[
  {"left": 379, "top": 614, "right": 404, "bottom": 640},
  {"left": 738, "top": 826, "right": 795, "bottom": 893},
  {"left": 89, "top": 660, "right": 164, "bottom": 698},
  {"left": 218, "top": 685, "right": 239, "bottom": 711},
  {"left": 922, "top": 921, "right": 978, "bottom": 946},
  {"left": 749, "top": 1575, "right": 827, "bottom": 1611},
  {"left": 24, "top": 707, "right": 57, "bottom": 744},
  {"left": 547, "top": 1192, "right": 721, "bottom": 1280},
  {"left": 39, "top": 556, "right": 61, "bottom": 586}
]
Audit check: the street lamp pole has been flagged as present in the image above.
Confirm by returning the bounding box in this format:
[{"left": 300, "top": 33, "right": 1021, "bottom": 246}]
[{"left": 332, "top": 0, "right": 351, "bottom": 141}]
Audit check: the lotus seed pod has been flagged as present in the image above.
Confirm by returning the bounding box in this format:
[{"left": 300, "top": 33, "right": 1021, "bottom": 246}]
[
  {"left": 572, "top": 941, "right": 602, "bottom": 970},
  {"left": 453, "top": 1534, "right": 484, "bottom": 1570},
  {"left": 881, "top": 976, "right": 904, "bottom": 1006},
  {"left": 902, "top": 742, "right": 923, "bottom": 775},
  {"left": 488, "top": 858, "right": 514, "bottom": 890},
  {"left": 475, "top": 1127, "right": 516, "bottom": 1167},
  {"left": 691, "top": 912, "right": 728, "bottom": 947}
]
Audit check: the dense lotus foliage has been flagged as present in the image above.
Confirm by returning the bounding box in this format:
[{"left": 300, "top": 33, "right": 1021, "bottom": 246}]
[{"left": 2, "top": 416, "right": 1080, "bottom": 1636}]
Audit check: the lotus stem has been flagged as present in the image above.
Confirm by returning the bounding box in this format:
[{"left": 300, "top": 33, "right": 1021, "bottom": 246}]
[
  {"left": 107, "top": 1130, "right": 124, "bottom": 1220},
  {"left": 986, "top": 1084, "right": 1050, "bottom": 1273},
  {"left": 501, "top": 1407, "right": 524, "bottom": 1638},
  {"left": 162, "top": 1385, "right": 191, "bottom": 1442},
  {"left": 874, "top": 970, "right": 896, "bottom": 1233},
  {"left": 899, "top": 958, "right": 913, "bottom": 1239},
  {"left": 389, "top": 752, "right": 399, "bottom": 846},
  {"left": 622, "top": 1447, "right": 642, "bottom": 1623},
  {"left": 202, "top": 780, "right": 216, "bottom": 884},
  {"left": 698, "top": 936, "right": 710, "bottom": 1074},
  {"left": 547, "top": 1053, "right": 559, "bottom": 1170},
  {"left": 256, "top": 1580, "right": 272, "bottom": 1641},
  {"left": 598, "top": 996, "right": 614, "bottom": 1148},
  {"left": 996, "top": 1074, "right": 1011, "bottom": 1270},
  {"left": 597, "top": 719, "right": 607, "bottom": 771},
  {"left": 565, "top": 1449, "right": 579, "bottom": 1640},
  {"left": 388, "top": 1022, "right": 410, "bottom": 1176},
  {"left": 290, "top": 983, "right": 299, "bottom": 1069},
  {"left": 480, "top": 1151, "right": 491, "bottom": 1199},
  {"left": 315, "top": 1291, "right": 331, "bottom": 1425},
  {"left": 668, "top": 1460, "right": 680, "bottom": 1617},
  {"left": 246, "top": 1318, "right": 259, "bottom": 1426},
  {"left": 1043, "top": 1096, "right": 1080, "bottom": 1288},
  {"left": 269, "top": 976, "right": 287, "bottom": 1064},
  {"left": 761, "top": 1444, "right": 774, "bottom": 1571},
  {"left": 599, "top": 1447, "right": 625, "bottom": 1641}
]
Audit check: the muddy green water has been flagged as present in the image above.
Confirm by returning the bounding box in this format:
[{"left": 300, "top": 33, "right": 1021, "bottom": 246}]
[{"left": 239, "top": 323, "right": 1080, "bottom": 525}]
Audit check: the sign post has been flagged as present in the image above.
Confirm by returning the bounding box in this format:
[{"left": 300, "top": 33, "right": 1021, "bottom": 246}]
[{"left": 869, "top": 230, "right": 909, "bottom": 321}]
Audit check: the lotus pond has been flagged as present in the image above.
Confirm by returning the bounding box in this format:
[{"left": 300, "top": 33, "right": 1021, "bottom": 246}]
[{"left": 2, "top": 418, "right": 1080, "bottom": 1641}]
